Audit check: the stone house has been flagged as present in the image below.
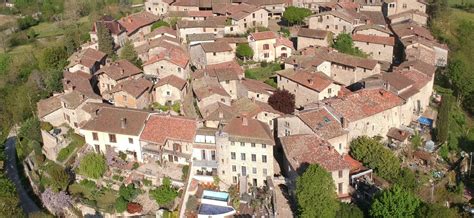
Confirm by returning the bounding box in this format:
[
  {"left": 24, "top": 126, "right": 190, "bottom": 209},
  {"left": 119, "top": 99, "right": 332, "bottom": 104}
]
[
  {"left": 352, "top": 34, "right": 395, "bottom": 63},
  {"left": 142, "top": 47, "right": 190, "bottom": 80},
  {"left": 109, "top": 78, "right": 153, "bottom": 109},
  {"left": 37, "top": 95, "right": 64, "bottom": 127},
  {"left": 215, "top": 37, "right": 248, "bottom": 53},
  {"left": 276, "top": 69, "right": 342, "bottom": 107},
  {"left": 192, "top": 127, "right": 219, "bottom": 176},
  {"left": 66, "top": 48, "right": 107, "bottom": 74},
  {"left": 284, "top": 55, "right": 332, "bottom": 76},
  {"left": 382, "top": 0, "right": 427, "bottom": 17},
  {"left": 135, "top": 36, "right": 182, "bottom": 62},
  {"left": 243, "top": 0, "right": 286, "bottom": 18},
  {"left": 352, "top": 24, "right": 393, "bottom": 37},
  {"left": 96, "top": 60, "right": 143, "bottom": 98},
  {"left": 187, "top": 33, "right": 216, "bottom": 46},
  {"left": 167, "top": 0, "right": 201, "bottom": 12},
  {"left": 231, "top": 97, "right": 282, "bottom": 131},
  {"left": 140, "top": 114, "right": 197, "bottom": 164},
  {"left": 387, "top": 9, "right": 428, "bottom": 26},
  {"left": 80, "top": 107, "right": 150, "bottom": 162},
  {"left": 176, "top": 17, "right": 227, "bottom": 43},
  {"left": 90, "top": 16, "right": 127, "bottom": 49},
  {"left": 145, "top": 0, "right": 173, "bottom": 16},
  {"left": 193, "top": 77, "right": 232, "bottom": 116},
  {"left": 118, "top": 11, "right": 159, "bottom": 42},
  {"left": 216, "top": 116, "right": 275, "bottom": 187},
  {"left": 190, "top": 42, "right": 235, "bottom": 69},
  {"left": 297, "top": 28, "right": 331, "bottom": 49},
  {"left": 308, "top": 10, "right": 357, "bottom": 36},
  {"left": 59, "top": 91, "right": 103, "bottom": 131},
  {"left": 239, "top": 78, "right": 275, "bottom": 102},
  {"left": 167, "top": 10, "right": 214, "bottom": 21},
  {"left": 279, "top": 134, "right": 351, "bottom": 201},
  {"left": 192, "top": 60, "right": 244, "bottom": 99},
  {"left": 153, "top": 75, "right": 188, "bottom": 106},
  {"left": 248, "top": 31, "right": 293, "bottom": 62}
]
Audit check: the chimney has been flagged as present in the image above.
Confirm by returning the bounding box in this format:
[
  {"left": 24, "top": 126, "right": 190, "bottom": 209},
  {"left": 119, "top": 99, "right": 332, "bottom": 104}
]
[
  {"left": 95, "top": 109, "right": 99, "bottom": 116},
  {"left": 72, "top": 85, "right": 76, "bottom": 90},
  {"left": 121, "top": 117, "right": 127, "bottom": 129},
  {"left": 81, "top": 94, "right": 85, "bottom": 100},
  {"left": 308, "top": 79, "right": 313, "bottom": 85},
  {"left": 340, "top": 116, "right": 347, "bottom": 128},
  {"left": 242, "top": 115, "right": 248, "bottom": 126},
  {"left": 121, "top": 69, "right": 125, "bottom": 74}
]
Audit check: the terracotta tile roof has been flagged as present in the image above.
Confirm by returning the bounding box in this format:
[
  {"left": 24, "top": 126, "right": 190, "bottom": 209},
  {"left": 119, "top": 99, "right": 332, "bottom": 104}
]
[
  {"left": 200, "top": 42, "right": 233, "bottom": 53},
  {"left": 277, "top": 69, "right": 335, "bottom": 92},
  {"left": 387, "top": 9, "right": 429, "bottom": 20},
  {"left": 193, "top": 77, "right": 231, "bottom": 100},
  {"left": 337, "top": 1, "right": 360, "bottom": 10},
  {"left": 231, "top": 97, "right": 282, "bottom": 117},
  {"left": 177, "top": 16, "right": 227, "bottom": 28},
  {"left": 81, "top": 107, "right": 150, "bottom": 136},
  {"left": 353, "top": 24, "right": 392, "bottom": 35},
  {"left": 146, "top": 26, "right": 177, "bottom": 39},
  {"left": 297, "top": 28, "right": 329, "bottom": 39},
  {"left": 143, "top": 47, "right": 189, "bottom": 68},
  {"left": 296, "top": 107, "right": 347, "bottom": 139},
  {"left": 118, "top": 12, "right": 159, "bottom": 35},
  {"left": 110, "top": 78, "right": 153, "bottom": 98},
  {"left": 202, "top": 102, "right": 237, "bottom": 121},
  {"left": 92, "top": 16, "right": 126, "bottom": 35},
  {"left": 387, "top": 127, "right": 411, "bottom": 141},
  {"left": 249, "top": 31, "right": 278, "bottom": 41},
  {"left": 381, "top": 72, "right": 414, "bottom": 91},
  {"left": 222, "top": 3, "right": 261, "bottom": 20},
  {"left": 359, "top": 11, "right": 386, "bottom": 26},
  {"left": 60, "top": 90, "right": 100, "bottom": 109},
  {"left": 240, "top": 78, "right": 275, "bottom": 94},
  {"left": 310, "top": 10, "right": 355, "bottom": 23},
  {"left": 275, "top": 36, "right": 294, "bottom": 49},
  {"left": 97, "top": 60, "right": 142, "bottom": 81},
  {"left": 391, "top": 21, "right": 434, "bottom": 40},
  {"left": 352, "top": 34, "right": 395, "bottom": 46},
  {"left": 398, "top": 60, "right": 436, "bottom": 77},
  {"left": 63, "top": 71, "right": 96, "bottom": 96},
  {"left": 67, "top": 48, "right": 106, "bottom": 69},
  {"left": 155, "top": 75, "right": 187, "bottom": 90},
  {"left": 187, "top": 33, "right": 216, "bottom": 42},
  {"left": 343, "top": 155, "right": 367, "bottom": 174},
  {"left": 313, "top": 48, "right": 378, "bottom": 69},
  {"left": 399, "top": 86, "right": 420, "bottom": 100},
  {"left": 323, "top": 88, "right": 404, "bottom": 122},
  {"left": 242, "top": 0, "right": 286, "bottom": 6},
  {"left": 398, "top": 69, "right": 431, "bottom": 90},
  {"left": 284, "top": 55, "right": 326, "bottom": 69},
  {"left": 140, "top": 114, "right": 197, "bottom": 145},
  {"left": 193, "top": 60, "right": 244, "bottom": 81},
  {"left": 215, "top": 37, "right": 248, "bottom": 44},
  {"left": 280, "top": 134, "right": 350, "bottom": 172},
  {"left": 168, "top": 10, "right": 214, "bottom": 17},
  {"left": 222, "top": 116, "right": 274, "bottom": 145},
  {"left": 37, "top": 95, "right": 62, "bottom": 118},
  {"left": 135, "top": 37, "right": 182, "bottom": 55}
]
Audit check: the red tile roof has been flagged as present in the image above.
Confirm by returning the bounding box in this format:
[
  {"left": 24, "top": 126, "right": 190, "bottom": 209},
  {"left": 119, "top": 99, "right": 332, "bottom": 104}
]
[
  {"left": 81, "top": 107, "right": 150, "bottom": 136},
  {"left": 398, "top": 60, "right": 436, "bottom": 77},
  {"left": 313, "top": 48, "right": 378, "bottom": 70},
  {"left": 110, "top": 78, "right": 153, "bottom": 98},
  {"left": 155, "top": 75, "right": 187, "bottom": 90},
  {"left": 277, "top": 69, "right": 335, "bottom": 92},
  {"left": 296, "top": 107, "right": 347, "bottom": 139},
  {"left": 63, "top": 71, "right": 97, "bottom": 97},
  {"left": 240, "top": 78, "right": 275, "bottom": 94},
  {"left": 140, "top": 114, "right": 197, "bottom": 145},
  {"left": 92, "top": 16, "right": 126, "bottom": 35},
  {"left": 193, "top": 61, "right": 243, "bottom": 82},
  {"left": 280, "top": 134, "right": 350, "bottom": 171},
  {"left": 323, "top": 88, "right": 404, "bottom": 122},
  {"left": 297, "top": 28, "right": 329, "bottom": 39},
  {"left": 222, "top": 116, "right": 274, "bottom": 145},
  {"left": 193, "top": 77, "right": 230, "bottom": 100},
  {"left": 97, "top": 60, "right": 142, "bottom": 81},
  {"left": 143, "top": 47, "right": 189, "bottom": 68},
  {"left": 352, "top": 34, "right": 395, "bottom": 46},
  {"left": 201, "top": 41, "right": 233, "bottom": 53},
  {"left": 249, "top": 31, "right": 278, "bottom": 41},
  {"left": 37, "top": 95, "right": 62, "bottom": 118},
  {"left": 391, "top": 21, "right": 434, "bottom": 40},
  {"left": 68, "top": 48, "right": 106, "bottom": 69},
  {"left": 118, "top": 12, "right": 159, "bottom": 35},
  {"left": 398, "top": 69, "right": 431, "bottom": 89},
  {"left": 275, "top": 36, "right": 294, "bottom": 50},
  {"left": 146, "top": 26, "right": 177, "bottom": 39}
]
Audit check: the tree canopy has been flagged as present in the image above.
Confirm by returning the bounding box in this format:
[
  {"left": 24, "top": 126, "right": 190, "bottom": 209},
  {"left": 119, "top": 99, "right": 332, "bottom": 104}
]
[
  {"left": 370, "top": 185, "right": 420, "bottom": 218},
  {"left": 150, "top": 177, "right": 178, "bottom": 207},
  {"left": 282, "top": 7, "right": 312, "bottom": 25},
  {"left": 151, "top": 20, "right": 170, "bottom": 31},
  {"left": 97, "top": 22, "right": 115, "bottom": 56},
  {"left": 336, "top": 203, "right": 364, "bottom": 218},
  {"left": 77, "top": 153, "right": 107, "bottom": 179},
  {"left": 120, "top": 40, "right": 141, "bottom": 67},
  {"left": 436, "top": 94, "right": 453, "bottom": 143},
  {"left": 415, "top": 202, "right": 459, "bottom": 218},
  {"left": 296, "top": 164, "right": 340, "bottom": 218},
  {"left": 236, "top": 43, "right": 254, "bottom": 61},
  {"left": 332, "top": 33, "right": 368, "bottom": 58},
  {"left": 268, "top": 89, "right": 295, "bottom": 114}
]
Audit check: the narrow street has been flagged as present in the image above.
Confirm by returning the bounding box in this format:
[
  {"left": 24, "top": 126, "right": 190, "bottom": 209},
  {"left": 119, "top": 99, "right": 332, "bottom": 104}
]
[{"left": 4, "top": 129, "right": 41, "bottom": 214}]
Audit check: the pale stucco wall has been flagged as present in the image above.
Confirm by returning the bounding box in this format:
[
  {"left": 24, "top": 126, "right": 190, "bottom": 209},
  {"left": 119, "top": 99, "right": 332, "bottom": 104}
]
[
  {"left": 330, "top": 63, "right": 380, "bottom": 86},
  {"left": 143, "top": 59, "right": 189, "bottom": 80},
  {"left": 154, "top": 84, "right": 185, "bottom": 105},
  {"left": 113, "top": 90, "right": 150, "bottom": 109},
  {"left": 297, "top": 36, "right": 329, "bottom": 50},
  {"left": 308, "top": 15, "right": 354, "bottom": 36},
  {"left": 250, "top": 38, "right": 277, "bottom": 62},
  {"left": 81, "top": 129, "right": 143, "bottom": 162},
  {"left": 354, "top": 41, "right": 394, "bottom": 63}
]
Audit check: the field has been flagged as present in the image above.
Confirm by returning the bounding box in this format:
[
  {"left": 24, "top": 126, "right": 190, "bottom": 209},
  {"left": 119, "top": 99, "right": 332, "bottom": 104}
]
[{"left": 0, "top": 14, "right": 16, "bottom": 26}]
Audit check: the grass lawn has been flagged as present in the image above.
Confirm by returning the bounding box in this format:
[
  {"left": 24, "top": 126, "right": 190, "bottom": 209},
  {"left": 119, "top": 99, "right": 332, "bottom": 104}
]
[
  {"left": 432, "top": 8, "right": 474, "bottom": 43},
  {"left": 244, "top": 63, "right": 282, "bottom": 87},
  {"left": 31, "top": 22, "right": 65, "bottom": 38}
]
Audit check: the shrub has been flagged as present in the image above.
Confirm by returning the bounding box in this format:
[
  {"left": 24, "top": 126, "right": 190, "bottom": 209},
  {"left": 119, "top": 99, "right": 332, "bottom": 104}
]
[
  {"left": 143, "top": 179, "right": 152, "bottom": 186},
  {"left": 77, "top": 153, "right": 107, "bottom": 179},
  {"left": 268, "top": 89, "right": 296, "bottom": 114},
  {"left": 119, "top": 151, "right": 127, "bottom": 161},
  {"left": 150, "top": 177, "right": 178, "bottom": 206},
  {"left": 151, "top": 20, "right": 170, "bottom": 30},
  {"left": 132, "top": 162, "right": 139, "bottom": 170},
  {"left": 182, "top": 165, "right": 189, "bottom": 180},
  {"left": 40, "top": 122, "right": 53, "bottom": 131},
  {"left": 115, "top": 197, "right": 127, "bottom": 213}
]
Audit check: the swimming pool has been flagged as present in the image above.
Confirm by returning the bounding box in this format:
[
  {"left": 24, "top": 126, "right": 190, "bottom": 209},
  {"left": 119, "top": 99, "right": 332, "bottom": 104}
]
[{"left": 202, "top": 190, "right": 229, "bottom": 202}]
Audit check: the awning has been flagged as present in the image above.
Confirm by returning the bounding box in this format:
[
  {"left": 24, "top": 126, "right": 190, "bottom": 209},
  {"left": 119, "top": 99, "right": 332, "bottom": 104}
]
[{"left": 418, "top": 117, "right": 433, "bottom": 127}]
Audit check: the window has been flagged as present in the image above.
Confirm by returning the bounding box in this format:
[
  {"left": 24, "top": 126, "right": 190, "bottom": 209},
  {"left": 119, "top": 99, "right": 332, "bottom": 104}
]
[
  {"left": 202, "top": 150, "right": 206, "bottom": 160},
  {"left": 252, "top": 13, "right": 255, "bottom": 18},
  {"left": 338, "top": 183, "right": 343, "bottom": 194},
  {"left": 263, "top": 44, "right": 270, "bottom": 50},
  {"left": 262, "top": 155, "right": 267, "bottom": 163},
  {"left": 402, "top": 3, "right": 407, "bottom": 8},
  {"left": 338, "top": 170, "right": 343, "bottom": 178},
  {"left": 264, "top": 53, "right": 269, "bottom": 58},
  {"left": 335, "top": 25, "right": 338, "bottom": 30},
  {"left": 173, "top": 144, "right": 182, "bottom": 152},
  {"left": 92, "top": 132, "right": 98, "bottom": 141},
  {"left": 241, "top": 153, "right": 246, "bottom": 161},
  {"left": 230, "top": 27, "right": 233, "bottom": 31},
  {"left": 128, "top": 138, "right": 133, "bottom": 144},
  {"left": 339, "top": 143, "right": 342, "bottom": 151},
  {"left": 225, "top": 80, "right": 230, "bottom": 84},
  {"left": 241, "top": 166, "right": 247, "bottom": 176},
  {"left": 160, "top": 66, "right": 164, "bottom": 69},
  {"left": 166, "top": 91, "right": 170, "bottom": 96},
  {"left": 211, "top": 151, "right": 216, "bottom": 160},
  {"left": 109, "top": 134, "right": 116, "bottom": 143},
  {"left": 213, "top": 52, "right": 216, "bottom": 56},
  {"left": 231, "top": 152, "right": 236, "bottom": 160},
  {"left": 281, "top": 47, "right": 287, "bottom": 51},
  {"left": 251, "top": 143, "right": 255, "bottom": 147},
  {"left": 262, "top": 144, "right": 266, "bottom": 148},
  {"left": 252, "top": 154, "right": 256, "bottom": 162},
  {"left": 252, "top": 167, "right": 257, "bottom": 174},
  {"left": 232, "top": 165, "right": 237, "bottom": 172},
  {"left": 240, "top": 142, "right": 245, "bottom": 147},
  {"left": 263, "top": 168, "right": 268, "bottom": 176},
  {"left": 328, "top": 88, "right": 332, "bottom": 94},
  {"left": 178, "top": 68, "right": 182, "bottom": 72},
  {"left": 231, "top": 141, "right": 235, "bottom": 146},
  {"left": 233, "top": 176, "right": 237, "bottom": 183}
]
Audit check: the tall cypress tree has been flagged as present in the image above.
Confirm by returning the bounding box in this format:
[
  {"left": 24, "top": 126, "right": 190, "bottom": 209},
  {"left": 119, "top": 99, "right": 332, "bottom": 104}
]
[
  {"left": 97, "top": 22, "right": 114, "bottom": 56},
  {"left": 120, "top": 40, "right": 141, "bottom": 67}
]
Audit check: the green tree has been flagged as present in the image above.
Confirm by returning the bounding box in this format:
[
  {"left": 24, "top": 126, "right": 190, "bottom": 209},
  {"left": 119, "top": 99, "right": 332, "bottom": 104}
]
[
  {"left": 415, "top": 203, "right": 459, "bottom": 218},
  {"left": 436, "top": 94, "right": 453, "bottom": 143},
  {"left": 78, "top": 153, "right": 107, "bottom": 179},
  {"left": 336, "top": 203, "right": 364, "bottom": 218},
  {"left": 47, "top": 164, "right": 70, "bottom": 192},
  {"left": 119, "top": 40, "right": 141, "bottom": 67},
  {"left": 350, "top": 136, "right": 400, "bottom": 180},
  {"left": 447, "top": 59, "right": 474, "bottom": 104},
  {"left": 118, "top": 184, "right": 139, "bottom": 202},
  {"left": 370, "top": 185, "right": 420, "bottom": 218},
  {"left": 393, "top": 168, "right": 418, "bottom": 192},
  {"left": 97, "top": 22, "right": 115, "bottom": 56},
  {"left": 296, "top": 164, "right": 339, "bottom": 218},
  {"left": 38, "top": 45, "right": 68, "bottom": 71},
  {"left": 151, "top": 20, "right": 170, "bottom": 31},
  {"left": 282, "top": 6, "right": 312, "bottom": 26},
  {"left": 150, "top": 177, "right": 178, "bottom": 206},
  {"left": 332, "top": 33, "right": 367, "bottom": 58},
  {"left": 236, "top": 43, "right": 254, "bottom": 62},
  {"left": 115, "top": 197, "right": 127, "bottom": 213},
  {"left": 0, "top": 176, "right": 23, "bottom": 217}
]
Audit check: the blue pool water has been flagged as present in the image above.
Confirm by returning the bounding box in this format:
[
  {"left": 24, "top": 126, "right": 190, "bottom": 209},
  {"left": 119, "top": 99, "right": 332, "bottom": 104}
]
[{"left": 202, "top": 190, "right": 229, "bottom": 202}]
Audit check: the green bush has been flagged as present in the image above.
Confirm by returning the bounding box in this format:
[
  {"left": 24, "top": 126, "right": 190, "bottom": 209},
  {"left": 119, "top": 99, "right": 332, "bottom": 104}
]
[
  {"left": 40, "top": 122, "right": 53, "bottom": 131},
  {"left": 56, "top": 144, "right": 76, "bottom": 162},
  {"left": 182, "top": 165, "right": 189, "bottom": 180},
  {"left": 78, "top": 153, "right": 107, "bottom": 179},
  {"left": 143, "top": 179, "right": 152, "bottom": 186},
  {"left": 119, "top": 151, "right": 127, "bottom": 161},
  {"left": 132, "top": 162, "right": 139, "bottom": 170},
  {"left": 151, "top": 20, "right": 170, "bottom": 31},
  {"left": 115, "top": 197, "right": 127, "bottom": 213}
]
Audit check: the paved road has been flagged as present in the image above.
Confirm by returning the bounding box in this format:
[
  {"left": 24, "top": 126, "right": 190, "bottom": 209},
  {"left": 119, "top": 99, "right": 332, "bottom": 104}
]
[{"left": 4, "top": 130, "right": 41, "bottom": 214}]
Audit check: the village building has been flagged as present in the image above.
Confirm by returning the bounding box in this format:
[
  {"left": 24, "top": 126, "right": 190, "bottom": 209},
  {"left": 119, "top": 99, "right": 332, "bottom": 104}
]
[
  {"left": 387, "top": 9, "right": 428, "bottom": 26},
  {"left": 193, "top": 77, "right": 232, "bottom": 116},
  {"left": 176, "top": 17, "right": 227, "bottom": 43},
  {"left": 193, "top": 61, "right": 243, "bottom": 99},
  {"left": 248, "top": 31, "right": 293, "bottom": 62},
  {"left": 192, "top": 127, "right": 219, "bottom": 176},
  {"left": 382, "top": 0, "right": 427, "bottom": 17},
  {"left": 135, "top": 36, "right": 182, "bottom": 61},
  {"left": 118, "top": 11, "right": 159, "bottom": 42},
  {"left": 190, "top": 41, "right": 235, "bottom": 69},
  {"left": 142, "top": 46, "right": 190, "bottom": 80},
  {"left": 239, "top": 78, "right": 275, "bottom": 102},
  {"left": 187, "top": 33, "right": 216, "bottom": 46},
  {"left": 80, "top": 107, "right": 150, "bottom": 162},
  {"left": 90, "top": 16, "right": 127, "bottom": 49},
  {"left": 243, "top": 0, "right": 286, "bottom": 18},
  {"left": 153, "top": 75, "right": 188, "bottom": 106},
  {"left": 297, "top": 28, "right": 331, "bottom": 49},
  {"left": 215, "top": 37, "right": 248, "bottom": 53},
  {"left": 167, "top": 10, "right": 214, "bottom": 21},
  {"left": 66, "top": 48, "right": 107, "bottom": 74},
  {"left": 214, "top": 3, "right": 269, "bottom": 35},
  {"left": 307, "top": 10, "right": 357, "bottom": 36},
  {"left": 284, "top": 55, "right": 332, "bottom": 76},
  {"left": 276, "top": 69, "right": 342, "bottom": 107},
  {"left": 96, "top": 60, "right": 143, "bottom": 98},
  {"left": 352, "top": 24, "right": 393, "bottom": 37},
  {"left": 109, "top": 78, "right": 153, "bottom": 109},
  {"left": 59, "top": 91, "right": 103, "bottom": 132},
  {"left": 37, "top": 95, "right": 65, "bottom": 127},
  {"left": 352, "top": 34, "right": 395, "bottom": 63},
  {"left": 145, "top": 0, "right": 174, "bottom": 16},
  {"left": 140, "top": 114, "right": 197, "bottom": 164},
  {"left": 280, "top": 134, "right": 351, "bottom": 201},
  {"left": 231, "top": 97, "right": 282, "bottom": 131},
  {"left": 216, "top": 116, "right": 275, "bottom": 187},
  {"left": 144, "top": 26, "right": 178, "bottom": 41}
]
